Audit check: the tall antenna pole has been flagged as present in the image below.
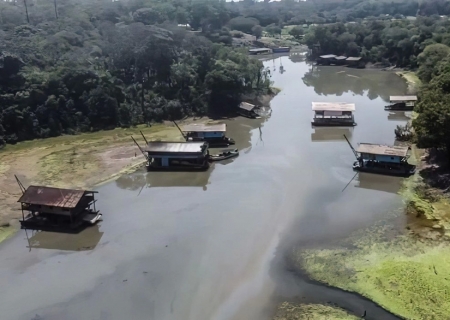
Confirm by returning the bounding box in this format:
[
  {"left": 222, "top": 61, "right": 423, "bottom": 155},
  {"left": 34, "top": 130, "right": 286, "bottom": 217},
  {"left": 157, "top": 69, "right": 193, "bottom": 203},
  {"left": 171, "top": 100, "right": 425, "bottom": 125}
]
[
  {"left": 343, "top": 134, "right": 358, "bottom": 159},
  {"left": 172, "top": 121, "right": 186, "bottom": 140},
  {"left": 14, "top": 175, "right": 26, "bottom": 194},
  {"left": 23, "top": 0, "right": 29, "bottom": 23},
  {"left": 131, "top": 136, "right": 148, "bottom": 160},
  {"left": 54, "top": 0, "right": 58, "bottom": 19},
  {"left": 140, "top": 130, "right": 149, "bottom": 145}
]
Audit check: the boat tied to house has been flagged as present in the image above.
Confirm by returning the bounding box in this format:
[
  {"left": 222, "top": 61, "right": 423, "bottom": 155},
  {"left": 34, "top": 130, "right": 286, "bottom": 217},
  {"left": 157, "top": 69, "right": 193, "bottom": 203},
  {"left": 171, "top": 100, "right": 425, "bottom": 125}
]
[
  {"left": 209, "top": 149, "right": 239, "bottom": 162},
  {"left": 344, "top": 135, "right": 416, "bottom": 177}
]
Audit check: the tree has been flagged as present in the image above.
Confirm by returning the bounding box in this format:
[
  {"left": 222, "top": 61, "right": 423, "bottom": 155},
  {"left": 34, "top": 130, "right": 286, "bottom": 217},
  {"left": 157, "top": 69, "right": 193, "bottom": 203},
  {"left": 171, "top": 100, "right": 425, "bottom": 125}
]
[
  {"left": 417, "top": 44, "right": 450, "bottom": 83},
  {"left": 265, "top": 24, "right": 281, "bottom": 37},
  {"left": 228, "top": 16, "right": 259, "bottom": 34},
  {"left": 252, "top": 25, "right": 263, "bottom": 39},
  {"left": 289, "top": 26, "right": 304, "bottom": 39}
]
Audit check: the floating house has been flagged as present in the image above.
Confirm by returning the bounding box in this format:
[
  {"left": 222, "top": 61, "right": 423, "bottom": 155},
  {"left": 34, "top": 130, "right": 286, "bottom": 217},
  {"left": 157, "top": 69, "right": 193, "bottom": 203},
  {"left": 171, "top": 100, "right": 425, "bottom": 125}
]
[
  {"left": 311, "top": 102, "right": 356, "bottom": 127},
  {"left": 346, "top": 57, "right": 365, "bottom": 68},
  {"left": 248, "top": 48, "right": 271, "bottom": 55},
  {"left": 334, "top": 56, "right": 348, "bottom": 65},
  {"left": 144, "top": 141, "right": 210, "bottom": 171},
  {"left": 238, "top": 102, "right": 261, "bottom": 119},
  {"left": 272, "top": 46, "right": 290, "bottom": 53},
  {"left": 316, "top": 54, "right": 337, "bottom": 65},
  {"left": 385, "top": 96, "right": 417, "bottom": 111},
  {"left": 351, "top": 143, "right": 416, "bottom": 176},
  {"left": 18, "top": 186, "right": 101, "bottom": 233},
  {"left": 182, "top": 124, "right": 235, "bottom": 147}
]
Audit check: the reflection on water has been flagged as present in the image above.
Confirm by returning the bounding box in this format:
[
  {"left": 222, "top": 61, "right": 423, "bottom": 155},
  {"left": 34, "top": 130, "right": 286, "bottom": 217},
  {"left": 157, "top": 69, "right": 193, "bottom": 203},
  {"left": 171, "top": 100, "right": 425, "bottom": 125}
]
[
  {"left": 25, "top": 225, "right": 103, "bottom": 251},
  {"left": 388, "top": 111, "right": 411, "bottom": 121},
  {"left": 354, "top": 173, "right": 403, "bottom": 194},
  {"left": 311, "top": 127, "right": 353, "bottom": 142},
  {"left": 302, "top": 66, "right": 408, "bottom": 100},
  {"left": 289, "top": 52, "right": 306, "bottom": 63}
]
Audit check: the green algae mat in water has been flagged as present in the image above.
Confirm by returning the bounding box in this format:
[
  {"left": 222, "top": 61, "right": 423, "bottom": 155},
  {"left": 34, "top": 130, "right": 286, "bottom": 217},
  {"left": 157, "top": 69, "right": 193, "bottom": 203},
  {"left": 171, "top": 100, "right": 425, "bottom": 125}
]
[
  {"left": 295, "top": 226, "right": 450, "bottom": 320},
  {"left": 273, "top": 302, "right": 359, "bottom": 320}
]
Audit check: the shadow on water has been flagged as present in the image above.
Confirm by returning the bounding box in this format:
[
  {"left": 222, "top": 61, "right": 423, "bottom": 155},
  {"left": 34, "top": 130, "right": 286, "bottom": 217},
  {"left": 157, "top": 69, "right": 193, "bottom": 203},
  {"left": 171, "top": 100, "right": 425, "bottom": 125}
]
[
  {"left": 311, "top": 127, "right": 354, "bottom": 142},
  {"left": 24, "top": 225, "right": 103, "bottom": 251},
  {"left": 302, "top": 66, "right": 406, "bottom": 101},
  {"left": 354, "top": 173, "right": 403, "bottom": 195},
  {"left": 387, "top": 111, "right": 411, "bottom": 122}
]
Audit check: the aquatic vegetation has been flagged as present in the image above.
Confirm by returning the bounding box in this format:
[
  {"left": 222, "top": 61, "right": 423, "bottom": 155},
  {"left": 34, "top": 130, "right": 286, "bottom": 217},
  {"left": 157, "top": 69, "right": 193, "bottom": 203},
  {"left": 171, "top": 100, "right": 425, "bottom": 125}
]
[
  {"left": 273, "top": 302, "right": 359, "bottom": 320},
  {"left": 396, "top": 71, "right": 421, "bottom": 94},
  {"left": 295, "top": 216, "right": 450, "bottom": 319},
  {"left": 0, "top": 226, "right": 15, "bottom": 244}
]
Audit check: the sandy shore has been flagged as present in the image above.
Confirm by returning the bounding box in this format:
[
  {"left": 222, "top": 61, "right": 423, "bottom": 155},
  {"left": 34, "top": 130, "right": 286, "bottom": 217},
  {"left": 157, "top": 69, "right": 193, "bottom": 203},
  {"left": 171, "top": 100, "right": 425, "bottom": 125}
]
[
  {"left": 0, "top": 119, "right": 215, "bottom": 241},
  {"left": 273, "top": 302, "right": 359, "bottom": 320},
  {"left": 395, "top": 71, "right": 421, "bottom": 94}
]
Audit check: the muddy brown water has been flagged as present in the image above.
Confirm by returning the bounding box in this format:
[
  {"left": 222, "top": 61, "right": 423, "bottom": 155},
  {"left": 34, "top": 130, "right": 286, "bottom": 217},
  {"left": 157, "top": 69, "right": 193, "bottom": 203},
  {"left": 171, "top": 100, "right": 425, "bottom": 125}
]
[{"left": 0, "top": 57, "right": 409, "bottom": 320}]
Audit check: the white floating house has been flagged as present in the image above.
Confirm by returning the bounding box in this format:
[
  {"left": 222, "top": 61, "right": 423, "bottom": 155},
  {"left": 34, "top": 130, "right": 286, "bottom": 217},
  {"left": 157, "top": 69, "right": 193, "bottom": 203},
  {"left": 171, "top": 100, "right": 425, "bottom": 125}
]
[{"left": 311, "top": 102, "right": 356, "bottom": 127}]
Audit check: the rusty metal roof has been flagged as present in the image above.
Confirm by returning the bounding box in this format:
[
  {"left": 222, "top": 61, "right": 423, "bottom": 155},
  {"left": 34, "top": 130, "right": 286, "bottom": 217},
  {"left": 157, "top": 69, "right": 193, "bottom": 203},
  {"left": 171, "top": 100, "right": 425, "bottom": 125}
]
[
  {"left": 356, "top": 143, "right": 409, "bottom": 157},
  {"left": 182, "top": 124, "right": 226, "bottom": 132},
  {"left": 17, "top": 186, "right": 96, "bottom": 208}
]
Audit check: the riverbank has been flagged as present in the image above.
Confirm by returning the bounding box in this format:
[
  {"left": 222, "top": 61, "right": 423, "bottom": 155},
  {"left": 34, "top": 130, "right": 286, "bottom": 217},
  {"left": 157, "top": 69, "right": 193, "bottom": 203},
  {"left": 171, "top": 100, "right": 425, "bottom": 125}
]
[
  {"left": 0, "top": 119, "right": 210, "bottom": 241},
  {"left": 289, "top": 145, "right": 450, "bottom": 319},
  {"left": 0, "top": 91, "right": 279, "bottom": 243},
  {"left": 273, "top": 302, "right": 359, "bottom": 320}
]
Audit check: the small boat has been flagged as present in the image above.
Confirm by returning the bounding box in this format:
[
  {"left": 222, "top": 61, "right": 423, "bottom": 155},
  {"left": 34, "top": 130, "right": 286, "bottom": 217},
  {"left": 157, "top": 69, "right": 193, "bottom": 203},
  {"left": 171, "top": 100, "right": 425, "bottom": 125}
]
[{"left": 209, "top": 149, "right": 239, "bottom": 162}]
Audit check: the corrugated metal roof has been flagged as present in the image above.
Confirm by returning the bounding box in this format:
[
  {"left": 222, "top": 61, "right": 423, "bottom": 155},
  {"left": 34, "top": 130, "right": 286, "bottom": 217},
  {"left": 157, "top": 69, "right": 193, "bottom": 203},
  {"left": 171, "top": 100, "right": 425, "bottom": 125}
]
[
  {"left": 17, "top": 186, "right": 94, "bottom": 208},
  {"left": 239, "top": 102, "right": 256, "bottom": 111},
  {"left": 346, "top": 57, "right": 362, "bottom": 61},
  {"left": 144, "top": 141, "right": 207, "bottom": 153},
  {"left": 320, "top": 54, "right": 337, "bottom": 59},
  {"left": 356, "top": 143, "right": 409, "bottom": 157},
  {"left": 390, "top": 96, "right": 417, "bottom": 102},
  {"left": 182, "top": 124, "right": 226, "bottom": 132},
  {"left": 312, "top": 102, "right": 355, "bottom": 112}
]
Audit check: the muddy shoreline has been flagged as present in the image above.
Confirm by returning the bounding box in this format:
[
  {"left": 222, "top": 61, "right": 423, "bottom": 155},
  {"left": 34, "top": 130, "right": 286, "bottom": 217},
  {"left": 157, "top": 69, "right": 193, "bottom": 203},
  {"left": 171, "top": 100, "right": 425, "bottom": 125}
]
[{"left": 0, "top": 93, "right": 278, "bottom": 243}]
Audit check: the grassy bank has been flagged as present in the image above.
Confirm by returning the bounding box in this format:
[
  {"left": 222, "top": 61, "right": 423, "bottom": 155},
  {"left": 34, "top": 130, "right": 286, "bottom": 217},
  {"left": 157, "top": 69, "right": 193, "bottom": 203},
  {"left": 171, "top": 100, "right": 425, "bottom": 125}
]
[
  {"left": 291, "top": 147, "right": 450, "bottom": 319},
  {"left": 0, "top": 121, "right": 198, "bottom": 242},
  {"left": 273, "top": 302, "right": 359, "bottom": 320}
]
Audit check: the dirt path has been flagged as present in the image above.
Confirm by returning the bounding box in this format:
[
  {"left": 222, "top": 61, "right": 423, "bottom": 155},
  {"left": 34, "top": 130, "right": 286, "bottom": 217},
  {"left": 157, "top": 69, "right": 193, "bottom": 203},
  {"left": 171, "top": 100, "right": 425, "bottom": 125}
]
[{"left": 0, "top": 119, "right": 213, "bottom": 238}]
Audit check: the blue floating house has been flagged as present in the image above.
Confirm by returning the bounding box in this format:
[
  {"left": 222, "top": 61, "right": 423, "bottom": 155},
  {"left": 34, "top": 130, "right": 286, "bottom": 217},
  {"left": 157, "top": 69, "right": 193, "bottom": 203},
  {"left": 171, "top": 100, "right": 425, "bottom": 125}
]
[
  {"left": 144, "top": 141, "right": 210, "bottom": 171},
  {"left": 353, "top": 143, "right": 416, "bottom": 176},
  {"left": 182, "top": 124, "right": 235, "bottom": 147}
]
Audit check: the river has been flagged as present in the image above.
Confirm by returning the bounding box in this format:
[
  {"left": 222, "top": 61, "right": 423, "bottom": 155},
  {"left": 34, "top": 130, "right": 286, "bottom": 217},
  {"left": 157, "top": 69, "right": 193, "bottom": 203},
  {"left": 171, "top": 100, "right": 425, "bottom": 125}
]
[{"left": 0, "top": 56, "right": 409, "bottom": 320}]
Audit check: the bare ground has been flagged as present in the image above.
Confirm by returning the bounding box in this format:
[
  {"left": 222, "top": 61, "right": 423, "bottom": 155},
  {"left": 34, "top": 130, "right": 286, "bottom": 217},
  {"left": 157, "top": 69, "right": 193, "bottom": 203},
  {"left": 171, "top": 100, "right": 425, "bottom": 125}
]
[{"left": 0, "top": 119, "right": 214, "bottom": 238}]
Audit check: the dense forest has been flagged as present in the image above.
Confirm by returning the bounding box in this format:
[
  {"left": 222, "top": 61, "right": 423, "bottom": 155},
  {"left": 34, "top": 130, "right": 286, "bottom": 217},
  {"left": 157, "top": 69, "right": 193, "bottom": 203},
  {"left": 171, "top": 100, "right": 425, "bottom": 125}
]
[{"left": 2, "top": 0, "right": 450, "bottom": 152}]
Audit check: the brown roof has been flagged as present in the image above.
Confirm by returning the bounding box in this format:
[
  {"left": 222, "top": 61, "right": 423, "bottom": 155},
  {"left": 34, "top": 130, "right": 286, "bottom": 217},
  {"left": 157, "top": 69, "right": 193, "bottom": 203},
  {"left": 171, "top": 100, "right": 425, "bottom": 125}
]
[
  {"left": 390, "top": 96, "right": 417, "bottom": 102},
  {"left": 239, "top": 102, "right": 256, "bottom": 111},
  {"left": 312, "top": 102, "right": 355, "bottom": 112},
  {"left": 18, "top": 186, "right": 96, "bottom": 208},
  {"left": 356, "top": 143, "right": 409, "bottom": 157},
  {"left": 182, "top": 124, "right": 226, "bottom": 132},
  {"left": 144, "top": 141, "right": 207, "bottom": 154}
]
